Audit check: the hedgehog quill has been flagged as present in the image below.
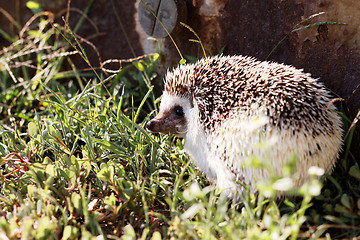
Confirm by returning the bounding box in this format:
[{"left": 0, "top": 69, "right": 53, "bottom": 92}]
[{"left": 147, "top": 55, "right": 343, "bottom": 199}]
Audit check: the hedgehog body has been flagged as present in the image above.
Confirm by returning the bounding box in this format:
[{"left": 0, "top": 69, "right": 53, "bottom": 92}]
[{"left": 147, "top": 55, "right": 343, "bottom": 198}]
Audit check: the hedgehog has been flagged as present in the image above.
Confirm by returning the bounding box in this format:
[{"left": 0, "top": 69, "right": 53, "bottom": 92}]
[{"left": 146, "top": 55, "right": 343, "bottom": 199}]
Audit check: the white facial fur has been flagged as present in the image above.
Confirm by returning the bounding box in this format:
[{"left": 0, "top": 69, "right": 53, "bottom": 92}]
[{"left": 160, "top": 92, "right": 239, "bottom": 196}]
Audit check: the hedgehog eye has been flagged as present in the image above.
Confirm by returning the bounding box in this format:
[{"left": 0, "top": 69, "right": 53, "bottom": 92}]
[{"left": 175, "top": 106, "right": 184, "bottom": 117}]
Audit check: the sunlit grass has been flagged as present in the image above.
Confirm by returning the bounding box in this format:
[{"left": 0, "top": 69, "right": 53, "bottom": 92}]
[{"left": 0, "top": 2, "right": 359, "bottom": 240}]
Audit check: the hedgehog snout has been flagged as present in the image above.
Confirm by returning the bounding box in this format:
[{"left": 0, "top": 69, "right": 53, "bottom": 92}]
[
  {"left": 146, "top": 107, "right": 187, "bottom": 137},
  {"left": 146, "top": 120, "right": 157, "bottom": 132}
]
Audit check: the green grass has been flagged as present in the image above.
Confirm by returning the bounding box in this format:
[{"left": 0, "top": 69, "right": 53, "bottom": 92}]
[{"left": 0, "top": 3, "right": 360, "bottom": 240}]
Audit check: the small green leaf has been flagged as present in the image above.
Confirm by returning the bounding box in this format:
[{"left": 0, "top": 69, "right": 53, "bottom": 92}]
[
  {"left": 81, "top": 158, "right": 92, "bottom": 178},
  {"left": 43, "top": 156, "right": 51, "bottom": 164},
  {"left": 133, "top": 62, "right": 145, "bottom": 71},
  {"left": 71, "top": 192, "right": 83, "bottom": 214},
  {"left": 62, "top": 225, "right": 80, "bottom": 240},
  {"left": 45, "top": 164, "right": 56, "bottom": 177},
  {"left": 334, "top": 204, "right": 348, "bottom": 214},
  {"left": 341, "top": 194, "right": 352, "bottom": 209},
  {"left": 180, "top": 58, "right": 187, "bottom": 65},
  {"left": 323, "top": 203, "right": 333, "bottom": 212},
  {"left": 27, "top": 185, "right": 38, "bottom": 199},
  {"left": 36, "top": 216, "right": 55, "bottom": 240},
  {"left": 26, "top": 1, "right": 40, "bottom": 9},
  {"left": 349, "top": 165, "right": 360, "bottom": 180},
  {"left": 140, "top": 228, "right": 150, "bottom": 240},
  {"left": 28, "top": 30, "right": 40, "bottom": 37},
  {"left": 29, "top": 163, "right": 47, "bottom": 183},
  {"left": 104, "top": 193, "right": 117, "bottom": 207},
  {"left": 122, "top": 225, "right": 136, "bottom": 240},
  {"left": 151, "top": 231, "right": 162, "bottom": 240},
  {"left": 69, "top": 166, "right": 78, "bottom": 186},
  {"left": 26, "top": 1, "right": 42, "bottom": 13},
  {"left": 97, "top": 166, "right": 110, "bottom": 182},
  {"left": 153, "top": 53, "right": 160, "bottom": 61},
  {"left": 48, "top": 125, "right": 62, "bottom": 140},
  {"left": 28, "top": 122, "right": 38, "bottom": 137}
]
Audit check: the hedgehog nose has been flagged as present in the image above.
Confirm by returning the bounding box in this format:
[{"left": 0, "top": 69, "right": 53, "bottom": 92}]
[{"left": 146, "top": 120, "right": 154, "bottom": 131}]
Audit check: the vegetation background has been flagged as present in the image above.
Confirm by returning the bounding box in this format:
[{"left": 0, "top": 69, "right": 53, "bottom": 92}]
[{"left": 0, "top": 1, "right": 359, "bottom": 239}]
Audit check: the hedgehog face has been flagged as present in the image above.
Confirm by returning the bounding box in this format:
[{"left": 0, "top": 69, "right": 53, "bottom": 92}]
[{"left": 146, "top": 92, "right": 192, "bottom": 138}]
